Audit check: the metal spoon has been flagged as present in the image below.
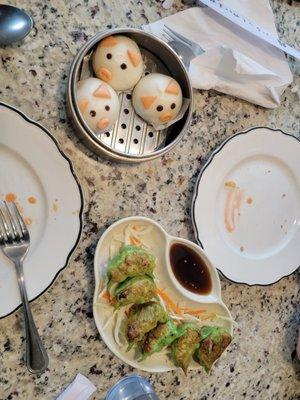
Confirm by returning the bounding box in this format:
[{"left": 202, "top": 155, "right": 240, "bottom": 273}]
[{"left": 0, "top": 5, "right": 33, "bottom": 46}]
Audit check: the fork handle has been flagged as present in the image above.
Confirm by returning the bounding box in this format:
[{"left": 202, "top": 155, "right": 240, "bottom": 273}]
[{"left": 15, "top": 260, "right": 49, "bottom": 374}]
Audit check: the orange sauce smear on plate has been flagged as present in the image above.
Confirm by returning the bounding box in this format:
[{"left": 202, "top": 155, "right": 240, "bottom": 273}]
[
  {"left": 28, "top": 196, "right": 37, "bottom": 204},
  {"left": 224, "top": 181, "right": 244, "bottom": 233},
  {"left": 5, "top": 192, "right": 17, "bottom": 202}
]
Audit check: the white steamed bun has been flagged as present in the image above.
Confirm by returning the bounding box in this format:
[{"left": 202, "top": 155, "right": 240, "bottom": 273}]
[
  {"left": 132, "top": 73, "right": 182, "bottom": 126},
  {"left": 93, "top": 35, "right": 144, "bottom": 91},
  {"left": 76, "top": 77, "right": 120, "bottom": 132}
]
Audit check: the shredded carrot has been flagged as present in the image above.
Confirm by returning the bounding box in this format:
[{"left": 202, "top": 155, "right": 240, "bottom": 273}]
[
  {"left": 156, "top": 289, "right": 210, "bottom": 317},
  {"left": 201, "top": 313, "right": 216, "bottom": 321},
  {"left": 130, "top": 235, "right": 141, "bottom": 245},
  {"left": 131, "top": 225, "right": 147, "bottom": 232},
  {"left": 133, "top": 225, "right": 143, "bottom": 231},
  {"left": 182, "top": 308, "right": 206, "bottom": 316},
  {"left": 156, "top": 288, "right": 182, "bottom": 315},
  {"left": 102, "top": 290, "right": 111, "bottom": 303}
]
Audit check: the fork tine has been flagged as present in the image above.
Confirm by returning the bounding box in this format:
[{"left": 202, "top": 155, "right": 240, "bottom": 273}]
[
  {"left": 11, "top": 202, "right": 29, "bottom": 240},
  {"left": 0, "top": 206, "right": 13, "bottom": 241},
  {"left": 164, "top": 25, "right": 193, "bottom": 47},
  {"left": 161, "top": 31, "right": 172, "bottom": 42},
  {"left": 0, "top": 232, "right": 4, "bottom": 245},
  {"left": 163, "top": 27, "right": 182, "bottom": 44},
  {"left": 0, "top": 215, "right": 5, "bottom": 244},
  {"left": 4, "top": 201, "right": 20, "bottom": 240}
]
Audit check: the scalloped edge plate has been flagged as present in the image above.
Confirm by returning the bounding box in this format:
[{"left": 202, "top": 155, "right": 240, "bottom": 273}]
[
  {"left": 0, "top": 102, "right": 83, "bottom": 318},
  {"left": 192, "top": 127, "right": 300, "bottom": 286}
]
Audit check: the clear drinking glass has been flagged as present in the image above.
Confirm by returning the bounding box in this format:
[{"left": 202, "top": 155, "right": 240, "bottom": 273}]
[{"left": 105, "top": 375, "right": 159, "bottom": 400}]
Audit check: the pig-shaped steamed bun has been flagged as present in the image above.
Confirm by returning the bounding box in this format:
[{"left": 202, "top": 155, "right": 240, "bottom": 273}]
[
  {"left": 132, "top": 73, "right": 183, "bottom": 126},
  {"left": 93, "top": 35, "right": 144, "bottom": 91},
  {"left": 76, "top": 77, "right": 119, "bottom": 132}
]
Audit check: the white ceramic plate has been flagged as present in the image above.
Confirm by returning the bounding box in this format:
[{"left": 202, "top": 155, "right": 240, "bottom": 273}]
[
  {"left": 192, "top": 127, "right": 300, "bottom": 286},
  {"left": 93, "top": 216, "right": 232, "bottom": 372},
  {"left": 0, "top": 102, "right": 83, "bottom": 318}
]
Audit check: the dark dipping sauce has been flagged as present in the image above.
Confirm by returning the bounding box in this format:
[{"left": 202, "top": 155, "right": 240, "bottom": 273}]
[{"left": 170, "top": 243, "right": 212, "bottom": 295}]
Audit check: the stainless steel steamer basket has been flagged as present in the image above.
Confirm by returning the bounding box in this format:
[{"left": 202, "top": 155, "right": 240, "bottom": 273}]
[{"left": 66, "top": 28, "right": 193, "bottom": 163}]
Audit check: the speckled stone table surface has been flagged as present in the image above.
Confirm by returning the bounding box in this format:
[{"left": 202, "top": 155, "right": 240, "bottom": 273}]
[{"left": 0, "top": 0, "right": 299, "bottom": 399}]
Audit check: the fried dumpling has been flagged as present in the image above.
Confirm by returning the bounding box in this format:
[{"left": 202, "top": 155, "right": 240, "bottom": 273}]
[
  {"left": 196, "top": 326, "right": 232, "bottom": 372},
  {"left": 107, "top": 245, "right": 156, "bottom": 283},
  {"left": 126, "top": 302, "right": 168, "bottom": 347},
  {"left": 142, "top": 319, "right": 179, "bottom": 357},
  {"left": 114, "top": 275, "right": 156, "bottom": 308},
  {"left": 171, "top": 324, "right": 201, "bottom": 374}
]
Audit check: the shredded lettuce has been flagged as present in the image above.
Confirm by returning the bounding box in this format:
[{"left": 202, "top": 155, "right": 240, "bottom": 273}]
[
  {"left": 113, "top": 308, "right": 129, "bottom": 348},
  {"left": 102, "top": 309, "right": 119, "bottom": 330}
]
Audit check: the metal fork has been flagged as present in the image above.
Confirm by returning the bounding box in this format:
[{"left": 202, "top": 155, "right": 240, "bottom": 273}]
[
  {"left": 0, "top": 201, "right": 48, "bottom": 374},
  {"left": 162, "top": 25, "right": 205, "bottom": 68}
]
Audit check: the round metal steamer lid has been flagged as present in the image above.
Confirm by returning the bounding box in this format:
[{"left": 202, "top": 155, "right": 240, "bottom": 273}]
[{"left": 66, "top": 28, "right": 193, "bottom": 163}]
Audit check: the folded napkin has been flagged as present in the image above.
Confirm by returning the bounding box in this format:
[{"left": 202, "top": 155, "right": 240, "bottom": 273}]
[
  {"left": 56, "top": 374, "right": 96, "bottom": 400},
  {"left": 144, "top": 0, "right": 293, "bottom": 108}
]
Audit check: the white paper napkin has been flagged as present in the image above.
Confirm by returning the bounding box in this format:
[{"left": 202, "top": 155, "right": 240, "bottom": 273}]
[
  {"left": 56, "top": 374, "right": 96, "bottom": 400},
  {"left": 144, "top": 0, "right": 293, "bottom": 108}
]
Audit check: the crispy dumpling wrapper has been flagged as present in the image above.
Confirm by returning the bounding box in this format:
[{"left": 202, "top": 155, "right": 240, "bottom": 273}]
[
  {"left": 142, "top": 319, "right": 179, "bottom": 358},
  {"left": 107, "top": 245, "right": 156, "bottom": 283},
  {"left": 126, "top": 301, "right": 168, "bottom": 348},
  {"left": 114, "top": 275, "right": 156, "bottom": 308},
  {"left": 171, "top": 324, "right": 201, "bottom": 374},
  {"left": 196, "top": 326, "right": 232, "bottom": 372}
]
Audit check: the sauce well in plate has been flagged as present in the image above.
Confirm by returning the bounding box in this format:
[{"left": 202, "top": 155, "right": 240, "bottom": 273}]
[{"left": 170, "top": 243, "right": 212, "bottom": 295}]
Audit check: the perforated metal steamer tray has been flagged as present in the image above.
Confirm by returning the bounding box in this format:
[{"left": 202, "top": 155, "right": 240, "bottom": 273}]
[{"left": 66, "top": 28, "right": 193, "bottom": 163}]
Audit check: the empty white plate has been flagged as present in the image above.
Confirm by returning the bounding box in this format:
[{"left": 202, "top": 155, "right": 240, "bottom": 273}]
[
  {"left": 0, "top": 103, "right": 83, "bottom": 318},
  {"left": 192, "top": 127, "right": 300, "bottom": 285}
]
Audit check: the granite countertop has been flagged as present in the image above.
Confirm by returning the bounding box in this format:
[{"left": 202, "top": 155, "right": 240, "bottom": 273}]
[{"left": 0, "top": 0, "right": 299, "bottom": 399}]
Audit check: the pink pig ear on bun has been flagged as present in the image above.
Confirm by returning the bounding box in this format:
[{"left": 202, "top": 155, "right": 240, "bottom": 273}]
[
  {"left": 140, "top": 95, "right": 157, "bottom": 109},
  {"left": 165, "top": 80, "right": 180, "bottom": 95},
  {"left": 127, "top": 49, "right": 142, "bottom": 67},
  {"left": 78, "top": 99, "right": 89, "bottom": 112},
  {"left": 100, "top": 36, "right": 118, "bottom": 47},
  {"left": 93, "top": 84, "right": 111, "bottom": 99}
]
